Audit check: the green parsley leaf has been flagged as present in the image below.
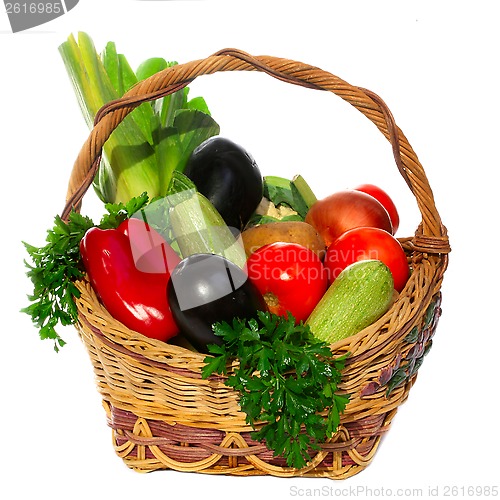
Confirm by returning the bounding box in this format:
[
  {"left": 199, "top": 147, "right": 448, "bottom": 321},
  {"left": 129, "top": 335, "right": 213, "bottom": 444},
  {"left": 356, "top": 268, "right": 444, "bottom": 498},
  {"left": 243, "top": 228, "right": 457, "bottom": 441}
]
[
  {"left": 202, "top": 311, "right": 350, "bottom": 469},
  {"left": 22, "top": 193, "right": 150, "bottom": 350},
  {"left": 99, "top": 191, "right": 149, "bottom": 229}
]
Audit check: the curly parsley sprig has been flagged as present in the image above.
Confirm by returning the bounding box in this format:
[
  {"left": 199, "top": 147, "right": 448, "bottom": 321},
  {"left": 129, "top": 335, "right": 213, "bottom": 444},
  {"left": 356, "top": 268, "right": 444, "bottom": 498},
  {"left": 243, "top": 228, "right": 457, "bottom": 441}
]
[
  {"left": 22, "top": 193, "right": 149, "bottom": 351},
  {"left": 202, "top": 311, "right": 350, "bottom": 469}
]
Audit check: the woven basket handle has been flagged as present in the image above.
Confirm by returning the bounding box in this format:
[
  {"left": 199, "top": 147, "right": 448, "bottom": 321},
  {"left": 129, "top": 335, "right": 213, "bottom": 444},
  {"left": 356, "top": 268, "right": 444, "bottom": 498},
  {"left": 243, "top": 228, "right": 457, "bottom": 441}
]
[{"left": 62, "top": 48, "right": 449, "bottom": 253}]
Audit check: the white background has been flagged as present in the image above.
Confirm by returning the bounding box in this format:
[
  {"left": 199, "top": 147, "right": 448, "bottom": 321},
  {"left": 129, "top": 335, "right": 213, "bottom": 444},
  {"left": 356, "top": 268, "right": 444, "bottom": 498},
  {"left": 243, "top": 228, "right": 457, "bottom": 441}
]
[{"left": 1, "top": 1, "right": 499, "bottom": 498}]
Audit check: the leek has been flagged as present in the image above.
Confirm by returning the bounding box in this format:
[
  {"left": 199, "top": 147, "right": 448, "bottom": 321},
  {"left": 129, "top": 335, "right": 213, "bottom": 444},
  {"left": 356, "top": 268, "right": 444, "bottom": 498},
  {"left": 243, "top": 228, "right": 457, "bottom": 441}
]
[{"left": 59, "top": 32, "right": 220, "bottom": 204}]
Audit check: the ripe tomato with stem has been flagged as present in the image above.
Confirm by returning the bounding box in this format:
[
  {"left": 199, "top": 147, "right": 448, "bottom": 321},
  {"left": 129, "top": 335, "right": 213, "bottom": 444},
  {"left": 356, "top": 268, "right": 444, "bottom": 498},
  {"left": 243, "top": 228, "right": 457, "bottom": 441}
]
[
  {"left": 324, "top": 226, "right": 409, "bottom": 292},
  {"left": 246, "top": 242, "right": 328, "bottom": 322}
]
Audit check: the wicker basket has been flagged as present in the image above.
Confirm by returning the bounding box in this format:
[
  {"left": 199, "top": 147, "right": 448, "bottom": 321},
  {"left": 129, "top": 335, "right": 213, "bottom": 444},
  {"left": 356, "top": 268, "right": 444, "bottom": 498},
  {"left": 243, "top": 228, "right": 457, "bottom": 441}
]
[{"left": 61, "top": 48, "right": 450, "bottom": 479}]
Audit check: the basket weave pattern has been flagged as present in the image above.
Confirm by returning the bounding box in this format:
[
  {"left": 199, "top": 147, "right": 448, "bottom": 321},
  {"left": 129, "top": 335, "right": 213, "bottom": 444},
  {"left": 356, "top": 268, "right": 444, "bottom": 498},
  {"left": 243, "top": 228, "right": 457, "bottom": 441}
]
[{"left": 64, "top": 49, "right": 450, "bottom": 479}]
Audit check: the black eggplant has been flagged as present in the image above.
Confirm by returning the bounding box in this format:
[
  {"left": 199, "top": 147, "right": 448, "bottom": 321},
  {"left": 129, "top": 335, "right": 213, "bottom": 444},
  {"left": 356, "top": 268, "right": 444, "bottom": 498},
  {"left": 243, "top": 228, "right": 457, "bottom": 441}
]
[
  {"left": 167, "top": 253, "right": 267, "bottom": 353},
  {"left": 183, "top": 137, "right": 263, "bottom": 231}
]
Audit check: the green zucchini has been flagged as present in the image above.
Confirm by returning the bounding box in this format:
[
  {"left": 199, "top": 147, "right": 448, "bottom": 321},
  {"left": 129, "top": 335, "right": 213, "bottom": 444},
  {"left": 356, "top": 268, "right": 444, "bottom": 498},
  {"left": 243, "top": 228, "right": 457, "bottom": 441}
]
[
  {"left": 306, "top": 260, "right": 394, "bottom": 344},
  {"left": 169, "top": 188, "right": 247, "bottom": 269}
]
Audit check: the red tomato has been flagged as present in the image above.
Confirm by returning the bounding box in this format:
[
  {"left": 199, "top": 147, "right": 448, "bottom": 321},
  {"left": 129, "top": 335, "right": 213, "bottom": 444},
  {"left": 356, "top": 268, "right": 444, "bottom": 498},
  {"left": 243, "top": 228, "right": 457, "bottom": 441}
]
[
  {"left": 324, "top": 227, "right": 409, "bottom": 292},
  {"left": 305, "top": 189, "right": 393, "bottom": 247},
  {"left": 354, "top": 184, "right": 400, "bottom": 234},
  {"left": 246, "top": 242, "right": 328, "bottom": 322}
]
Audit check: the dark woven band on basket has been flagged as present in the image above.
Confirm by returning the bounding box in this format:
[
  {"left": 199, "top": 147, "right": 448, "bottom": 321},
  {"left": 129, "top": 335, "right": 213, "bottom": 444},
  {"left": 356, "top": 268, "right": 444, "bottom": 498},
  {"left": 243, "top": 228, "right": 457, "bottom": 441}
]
[{"left": 106, "top": 404, "right": 391, "bottom": 476}]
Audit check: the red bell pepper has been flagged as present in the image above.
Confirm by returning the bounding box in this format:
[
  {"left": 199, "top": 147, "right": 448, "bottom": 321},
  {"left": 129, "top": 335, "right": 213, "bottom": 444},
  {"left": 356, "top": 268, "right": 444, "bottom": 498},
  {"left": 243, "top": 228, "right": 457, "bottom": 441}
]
[
  {"left": 80, "top": 218, "right": 181, "bottom": 342},
  {"left": 117, "top": 217, "right": 180, "bottom": 274}
]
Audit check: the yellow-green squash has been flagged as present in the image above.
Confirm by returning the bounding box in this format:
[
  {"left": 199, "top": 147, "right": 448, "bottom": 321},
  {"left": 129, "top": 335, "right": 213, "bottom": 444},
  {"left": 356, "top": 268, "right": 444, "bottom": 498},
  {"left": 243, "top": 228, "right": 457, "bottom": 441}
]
[{"left": 306, "top": 260, "right": 394, "bottom": 344}]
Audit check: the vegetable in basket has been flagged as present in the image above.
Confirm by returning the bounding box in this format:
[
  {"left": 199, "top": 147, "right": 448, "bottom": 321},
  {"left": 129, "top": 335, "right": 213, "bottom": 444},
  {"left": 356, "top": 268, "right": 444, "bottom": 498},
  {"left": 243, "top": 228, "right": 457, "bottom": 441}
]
[
  {"left": 324, "top": 226, "right": 409, "bottom": 292},
  {"left": 246, "top": 242, "right": 328, "bottom": 322},
  {"left": 183, "top": 136, "right": 264, "bottom": 231},
  {"left": 246, "top": 174, "right": 317, "bottom": 227},
  {"left": 306, "top": 259, "right": 395, "bottom": 344},
  {"left": 305, "top": 189, "right": 393, "bottom": 246},
  {"left": 23, "top": 33, "right": 224, "bottom": 350},
  {"left": 167, "top": 253, "right": 267, "bottom": 353},
  {"left": 80, "top": 219, "right": 181, "bottom": 342},
  {"left": 168, "top": 173, "right": 247, "bottom": 269},
  {"left": 22, "top": 170, "right": 252, "bottom": 349},
  {"left": 241, "top": 220, "right": 326, "bottom": 259},
  {"left": 354, "top": 183, "right": 400, "bottom": 234},
  {"left": 202, "top": 311, "right": 350, "bottom": 469},
  {"left": 22, "top": 194, "right": 150, "bottom": 351},
  {"left": 59, "top": 32, "right": 220, "bottom": 204}
]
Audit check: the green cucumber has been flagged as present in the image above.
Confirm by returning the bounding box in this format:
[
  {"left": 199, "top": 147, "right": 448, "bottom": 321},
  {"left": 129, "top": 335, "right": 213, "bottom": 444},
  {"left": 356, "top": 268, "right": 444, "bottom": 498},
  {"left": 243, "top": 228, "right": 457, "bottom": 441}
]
[{"left": 306, "top": 260, "right": 394, "bottom": 344}]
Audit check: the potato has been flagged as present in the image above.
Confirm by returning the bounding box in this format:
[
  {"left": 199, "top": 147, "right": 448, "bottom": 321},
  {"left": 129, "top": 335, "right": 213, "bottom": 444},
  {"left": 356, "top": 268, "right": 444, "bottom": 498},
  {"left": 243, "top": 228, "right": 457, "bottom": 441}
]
[{"left": 241, "top": 221, "right": 326, "bottom": 259}]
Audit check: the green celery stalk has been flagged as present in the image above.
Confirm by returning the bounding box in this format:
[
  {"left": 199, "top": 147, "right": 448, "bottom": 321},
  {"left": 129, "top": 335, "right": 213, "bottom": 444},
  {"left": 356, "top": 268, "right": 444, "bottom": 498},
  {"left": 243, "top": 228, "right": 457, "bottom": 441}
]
[{"left": 59, "top": 32, "right": 159, "bottom": 204}]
